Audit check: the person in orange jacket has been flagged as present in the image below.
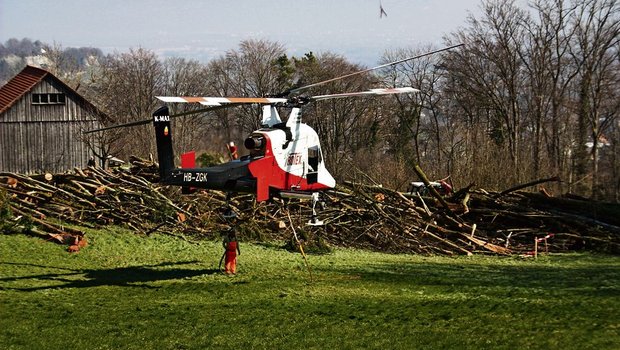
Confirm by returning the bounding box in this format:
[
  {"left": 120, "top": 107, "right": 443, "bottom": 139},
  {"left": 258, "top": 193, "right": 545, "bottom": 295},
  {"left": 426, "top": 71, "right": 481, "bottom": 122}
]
[
  {"left": 223, "top": 228, "right": 241, "bottom": 274},
  {"left": 226, "top": 141, "right": 239, "bottom": 160}
]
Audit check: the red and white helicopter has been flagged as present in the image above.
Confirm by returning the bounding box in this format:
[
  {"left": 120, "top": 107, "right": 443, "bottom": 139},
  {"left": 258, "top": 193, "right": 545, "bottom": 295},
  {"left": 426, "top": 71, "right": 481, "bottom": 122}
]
[
  {"left": 87, "top": 45, "right": 461, "bottom": 224},
  {"left": 152, "top": 87, "right": 417, "bottom": 224}
]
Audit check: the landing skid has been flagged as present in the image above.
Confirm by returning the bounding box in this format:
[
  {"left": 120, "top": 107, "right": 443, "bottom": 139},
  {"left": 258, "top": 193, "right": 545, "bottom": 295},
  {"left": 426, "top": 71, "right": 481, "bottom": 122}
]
[
  {"left": 307, "top": 192, "right": 324, "bottom": 226},
  {"left": 279, "top": 191, "right": 325, "bottom": 226},
  {"left": 307, "top": 217, "right": 324, "bottom": 226}
]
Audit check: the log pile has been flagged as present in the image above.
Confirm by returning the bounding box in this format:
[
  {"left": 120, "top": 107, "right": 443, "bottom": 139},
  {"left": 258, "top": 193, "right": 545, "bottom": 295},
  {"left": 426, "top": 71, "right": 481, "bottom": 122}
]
[
  {"left": 0, "top": 166, "right": 192, "bottom": 244},
  {"left": 219, "top": 181, "right": 619, "bottom": 255},
  {"left": 1, "top": 158, "right": 619, "bottom": 255}
]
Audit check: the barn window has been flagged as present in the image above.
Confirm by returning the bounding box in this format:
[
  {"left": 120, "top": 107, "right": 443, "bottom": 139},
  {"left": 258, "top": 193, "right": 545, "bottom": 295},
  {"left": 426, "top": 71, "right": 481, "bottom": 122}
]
[{"left": 32, "top": 93, "right": 65, "bottom": 105}]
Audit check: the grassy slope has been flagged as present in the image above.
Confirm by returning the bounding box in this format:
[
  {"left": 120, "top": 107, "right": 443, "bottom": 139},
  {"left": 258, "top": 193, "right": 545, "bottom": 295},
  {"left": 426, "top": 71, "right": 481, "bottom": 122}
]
[{"left": 0, "top": 228, "right": 618, "bottom": 350}]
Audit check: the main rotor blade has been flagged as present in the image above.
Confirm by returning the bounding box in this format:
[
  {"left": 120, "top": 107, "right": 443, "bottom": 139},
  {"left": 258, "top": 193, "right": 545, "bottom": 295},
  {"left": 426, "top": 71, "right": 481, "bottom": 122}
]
[
  {"left": 288, "top": 43, "right": 464, "bottom": 96},
  {"left": 83, "top": 104, "right": 238, "bottom": 134},
  {"left": 83, "top": 118, "right": 151, "bottom": 134},
  {"left": 310, "top": 87, "right": 418, "bottom": 101},
  {"left": 157, "top": 96, "right": 288, "bottom": 106}
]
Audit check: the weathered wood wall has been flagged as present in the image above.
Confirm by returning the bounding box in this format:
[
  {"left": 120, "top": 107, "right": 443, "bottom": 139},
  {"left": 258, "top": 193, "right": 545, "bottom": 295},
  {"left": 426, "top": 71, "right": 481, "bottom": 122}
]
[{"left": 0, "top": 77, "right": 100, "bottom": 174}]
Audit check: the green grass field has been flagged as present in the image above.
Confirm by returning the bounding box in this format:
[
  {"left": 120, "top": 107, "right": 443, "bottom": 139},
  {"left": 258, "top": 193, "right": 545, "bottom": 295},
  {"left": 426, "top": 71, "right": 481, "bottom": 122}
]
[{"left": 1, "top": 228, "right": 619, "bottom": 349}]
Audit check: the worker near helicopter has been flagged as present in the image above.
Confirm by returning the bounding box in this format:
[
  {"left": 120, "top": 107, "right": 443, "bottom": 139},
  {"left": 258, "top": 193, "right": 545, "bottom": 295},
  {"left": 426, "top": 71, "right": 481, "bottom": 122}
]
[
  {"left": 222, "top": 227, "right": 241, "bottom": 275},
  {"left": 226, "top": 141, "right": 238, "bottom": 160}
]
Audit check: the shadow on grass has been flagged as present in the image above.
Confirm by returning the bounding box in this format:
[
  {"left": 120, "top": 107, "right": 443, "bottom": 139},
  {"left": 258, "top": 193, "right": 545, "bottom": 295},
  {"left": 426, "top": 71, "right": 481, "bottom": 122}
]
[
  {"left": 317, "top": 258, "right": 620, "bottom": 297},
  {"left": 0, "top": 260, "right": 220, "bottom": 291}
]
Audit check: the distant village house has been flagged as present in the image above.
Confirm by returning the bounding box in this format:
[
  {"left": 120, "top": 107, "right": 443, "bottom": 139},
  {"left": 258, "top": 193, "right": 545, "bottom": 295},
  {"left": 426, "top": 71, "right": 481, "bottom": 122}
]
[{"left": 0, "top": 65, "right": 104, "bottom": 174}]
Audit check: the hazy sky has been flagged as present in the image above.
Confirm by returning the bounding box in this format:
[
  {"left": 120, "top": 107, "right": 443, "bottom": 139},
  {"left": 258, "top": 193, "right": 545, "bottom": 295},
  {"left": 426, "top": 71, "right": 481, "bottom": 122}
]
[{"left": 1, "top": 0, "right": 487, "bottom": 65}]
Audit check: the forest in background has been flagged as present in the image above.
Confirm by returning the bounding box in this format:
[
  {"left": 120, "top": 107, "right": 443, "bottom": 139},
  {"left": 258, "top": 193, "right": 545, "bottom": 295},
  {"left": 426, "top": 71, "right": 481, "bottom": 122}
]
[{"left": 1, "top": 0, "right": 618, "bottom": 201}]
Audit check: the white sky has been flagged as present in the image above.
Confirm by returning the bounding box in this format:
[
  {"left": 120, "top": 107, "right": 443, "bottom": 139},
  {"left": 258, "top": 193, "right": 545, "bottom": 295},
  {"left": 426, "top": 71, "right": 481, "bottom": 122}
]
[{"left": 1, "top": 0, "right": 488, "bottom": 65}]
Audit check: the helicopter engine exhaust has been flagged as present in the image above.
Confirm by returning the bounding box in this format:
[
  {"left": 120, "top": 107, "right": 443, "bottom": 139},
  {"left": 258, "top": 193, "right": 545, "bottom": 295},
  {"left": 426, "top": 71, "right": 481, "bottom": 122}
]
[{"left": 244, "top": 136, "right": 264, "bottom": 150}]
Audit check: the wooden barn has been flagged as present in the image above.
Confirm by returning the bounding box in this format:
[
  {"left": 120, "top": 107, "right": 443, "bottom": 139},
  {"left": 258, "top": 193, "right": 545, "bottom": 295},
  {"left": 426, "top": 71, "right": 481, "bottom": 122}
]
[{"left": 0, "top": 65, "right": 104, "bottom": 174}]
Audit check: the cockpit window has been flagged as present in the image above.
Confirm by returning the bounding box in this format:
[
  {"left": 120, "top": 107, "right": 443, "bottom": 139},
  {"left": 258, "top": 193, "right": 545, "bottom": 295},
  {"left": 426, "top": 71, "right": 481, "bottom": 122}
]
[{"left": 307, "top": 146, "right": 320, "bottom": 184}]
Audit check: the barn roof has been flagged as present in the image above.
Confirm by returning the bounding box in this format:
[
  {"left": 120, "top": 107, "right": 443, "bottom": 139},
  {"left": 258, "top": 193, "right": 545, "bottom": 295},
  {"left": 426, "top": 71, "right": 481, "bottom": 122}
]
[
  {"left": 0, "top": 65, "right": 105, "bottom": 119},
  {"left": 0, "top": 65, "right": 49, "bottom": 114}
]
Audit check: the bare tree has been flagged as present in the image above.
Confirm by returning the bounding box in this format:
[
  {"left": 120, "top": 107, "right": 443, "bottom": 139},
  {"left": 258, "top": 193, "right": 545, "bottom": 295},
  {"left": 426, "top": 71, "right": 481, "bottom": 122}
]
[
  {"left": 161, "top": 57, "right": 212, "bottom": 155},
  {"left": 197, "top": 39, "right": 292, "bottom": 154},
  {"left": 41, "top": 42, "right": 85, "bottom": 90},
  {"left": 568, "top": 0, "right": 620, "bottom": 198},
  {"left": 218, "top": 39, "right": 289, "bottom": 132},
  {"left": 520, "top": 0, "right": 580, "bottom": 192},
  {"left": 378, "top": 46, "right": 447, "bottom": 178},
  {"left": 443, "top": 0, "right": 531, "bottom": 189},
  {"left": 93, "top": 48, "right": 164, "bottom": 160}
]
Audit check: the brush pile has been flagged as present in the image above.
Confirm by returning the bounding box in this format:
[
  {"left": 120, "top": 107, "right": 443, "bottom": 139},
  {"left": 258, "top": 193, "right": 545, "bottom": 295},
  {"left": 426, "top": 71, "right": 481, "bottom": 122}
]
[{"left": 1, "top": 157, "right": 619, "bottom": 255}]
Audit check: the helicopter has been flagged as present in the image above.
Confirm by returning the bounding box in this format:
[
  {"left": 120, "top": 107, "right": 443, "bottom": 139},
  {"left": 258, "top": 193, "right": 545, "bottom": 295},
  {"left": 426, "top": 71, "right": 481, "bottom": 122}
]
[{"left": 86, "top": 45, "right": 463, "bottom": 224}]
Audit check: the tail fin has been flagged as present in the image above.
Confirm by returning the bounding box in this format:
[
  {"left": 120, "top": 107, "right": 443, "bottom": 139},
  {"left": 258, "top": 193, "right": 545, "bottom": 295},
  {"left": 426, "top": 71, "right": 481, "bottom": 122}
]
[
  {"left": 153, "top": 106, "right": 174, "bottom": 181},
  {"left": 180, "top": 151, "right": 196, "bottom": 194}
]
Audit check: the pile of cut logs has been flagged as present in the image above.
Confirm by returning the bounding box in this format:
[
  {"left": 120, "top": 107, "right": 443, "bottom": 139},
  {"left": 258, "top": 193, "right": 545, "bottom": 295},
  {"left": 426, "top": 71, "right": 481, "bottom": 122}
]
[{"left": 1, "top": 158, "right": 618, "bottom": 255}]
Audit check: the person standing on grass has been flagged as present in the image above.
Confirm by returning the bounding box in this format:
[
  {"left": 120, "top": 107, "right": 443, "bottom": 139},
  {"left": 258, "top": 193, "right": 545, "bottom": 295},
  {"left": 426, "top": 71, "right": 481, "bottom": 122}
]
[{"left": 223, "top": 228, "right": 241, "bottom": 274}]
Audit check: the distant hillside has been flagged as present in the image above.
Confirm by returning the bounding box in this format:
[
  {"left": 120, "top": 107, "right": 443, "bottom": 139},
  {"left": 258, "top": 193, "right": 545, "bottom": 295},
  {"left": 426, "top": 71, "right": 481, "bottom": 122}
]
[{"left": 0, "top": 38, "right": 104, "bottom": 85}]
